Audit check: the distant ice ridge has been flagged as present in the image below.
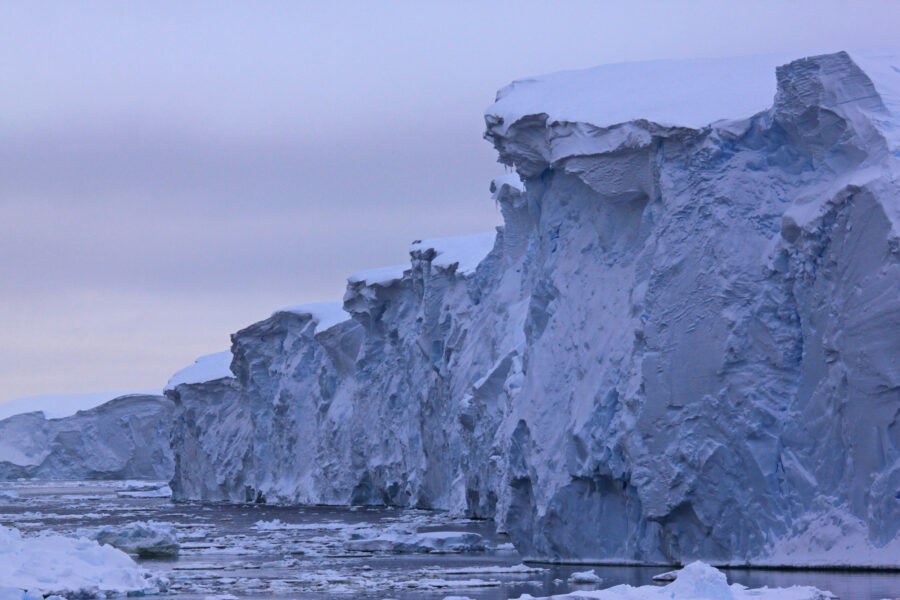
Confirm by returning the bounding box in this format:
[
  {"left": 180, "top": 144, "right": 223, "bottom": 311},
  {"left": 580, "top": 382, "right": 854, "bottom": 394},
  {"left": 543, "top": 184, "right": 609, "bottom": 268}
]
[
  {"left": 0, "top": 388, "right": 162, "bottom": 421},
  {"left": 0, "top": 393, "right": 174, "bottom": 480},
  {"left": 168, "top": 50, "right": 900, "bottom": 566}
]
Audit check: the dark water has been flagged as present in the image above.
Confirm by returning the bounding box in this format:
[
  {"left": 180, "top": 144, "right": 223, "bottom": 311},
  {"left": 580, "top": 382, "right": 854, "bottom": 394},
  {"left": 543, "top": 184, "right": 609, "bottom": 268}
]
[{"left": 0, "top": 481, "right": 897, "bottom": 599}]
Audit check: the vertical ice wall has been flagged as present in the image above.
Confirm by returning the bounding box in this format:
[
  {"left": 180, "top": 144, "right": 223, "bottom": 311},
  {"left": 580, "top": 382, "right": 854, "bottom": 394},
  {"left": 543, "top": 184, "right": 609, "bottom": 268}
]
[{"left": 168, "top": 51, "right": 900, "bottom": 567}]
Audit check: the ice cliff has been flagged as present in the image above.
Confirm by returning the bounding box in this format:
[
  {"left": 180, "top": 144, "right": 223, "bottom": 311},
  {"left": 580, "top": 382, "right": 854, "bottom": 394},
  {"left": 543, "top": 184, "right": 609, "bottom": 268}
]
[
  {"left": 168, "top": 50, "right": 900, "bottom": 567},
  {"left": 0, "top": 393, "right": 174, "bottom": 480}
]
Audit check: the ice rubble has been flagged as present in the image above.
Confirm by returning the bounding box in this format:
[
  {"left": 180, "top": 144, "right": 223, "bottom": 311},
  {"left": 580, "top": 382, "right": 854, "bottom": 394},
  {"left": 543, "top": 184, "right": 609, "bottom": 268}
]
[
  {"left": 513, "top": 562, "right": 832, "bottom": 600},
  {"left": 0, "top": 525, "right": 163, "bottom": 598},
  {"left": 168, "top": 50, "right": 900, "bottom": 566},
  {"left": 0, "top": 393, "right": 174, "bottom": 480}
]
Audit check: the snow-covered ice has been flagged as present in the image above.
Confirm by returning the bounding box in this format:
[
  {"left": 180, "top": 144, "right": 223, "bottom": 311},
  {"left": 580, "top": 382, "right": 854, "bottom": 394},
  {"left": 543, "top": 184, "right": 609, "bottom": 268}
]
[
  {"left": 347, "top": 264, "right": 409, "bottom": 286},
  {"left": 272, "top": 301, "right": 351, "bottom": 333},
  {"left": 410, "top": 232, "right": 497, "bottom": 275},
  {"left": 568, "top": 570, "right": 603, "bottom": 584},
  {"left": 79, "top": 520, "right": 180, "bottom": 557},
  {"left": 0, "top": 525, "right": 162, "bottom": 597},
  {"left": 165, "top": 351, "right": 234, "bottom": 391}
]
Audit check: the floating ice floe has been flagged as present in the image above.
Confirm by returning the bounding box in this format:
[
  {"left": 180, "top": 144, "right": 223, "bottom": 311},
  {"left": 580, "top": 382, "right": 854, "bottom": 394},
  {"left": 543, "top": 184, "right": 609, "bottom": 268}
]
[
  {"left": 569, "top": 569, "right": 603, "bottom": 584},
  {"left": 345, "top": 530, "right": 486, "bottom": 553},
  {"left": 513, "top": 562, "right": 834, "bottom": 600},
  {"left": 117, "top": 484, "right": 172, "bottom": 498},
  {"left": 78, "top": 520, "right": 180, "bottom": 557},
  {"left": 0, "top": 525, "right": 163, "bottom": 598}
]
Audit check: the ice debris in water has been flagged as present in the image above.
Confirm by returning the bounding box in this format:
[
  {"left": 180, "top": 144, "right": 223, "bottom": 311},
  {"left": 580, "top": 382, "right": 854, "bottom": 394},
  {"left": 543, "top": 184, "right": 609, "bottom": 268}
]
[
  {"left": 117, "top": 484, "right": 172, "bottom": 498},
  {"left": 514, "top": 562, "right": 835, "bottom": 599},
  {"left": 78, "top": 520, "right": 180, "bottom": 557},
  {"left": 345, "top": 530, "right": 486, "bottom": 553},
  {"left": 0, "top": 525, "right": 164, "bottom": 597},
  {"left": 568, "top": 569, "right": 603, "bottom": 584}
]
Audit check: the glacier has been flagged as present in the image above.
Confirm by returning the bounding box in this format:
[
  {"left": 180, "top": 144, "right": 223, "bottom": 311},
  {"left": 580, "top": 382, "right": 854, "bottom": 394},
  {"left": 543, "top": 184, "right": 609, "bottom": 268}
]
[
  {"left": 167, "top": 50, "right": 900, "bottom": 567},
  {"left": 0, "top": 393, "right": 174, "bottom": 481}
]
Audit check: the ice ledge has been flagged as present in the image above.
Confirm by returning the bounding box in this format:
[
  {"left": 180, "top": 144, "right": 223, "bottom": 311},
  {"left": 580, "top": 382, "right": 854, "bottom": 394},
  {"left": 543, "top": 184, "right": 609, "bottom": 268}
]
[
  {"left": 410, "top": 231, "right": 497, "bottom": 275},
  {"left": 485, "top": 50, "right": 900, "bottom": 175},
  {"left": 347, "top": 264, "right": 409, "bottom": 287}
]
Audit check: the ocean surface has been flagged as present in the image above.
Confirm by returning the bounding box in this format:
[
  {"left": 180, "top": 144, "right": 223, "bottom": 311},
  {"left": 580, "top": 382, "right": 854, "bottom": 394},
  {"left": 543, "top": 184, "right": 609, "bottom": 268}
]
[{"left": 0, "top": 480, "right": 896, "bottom": 599}]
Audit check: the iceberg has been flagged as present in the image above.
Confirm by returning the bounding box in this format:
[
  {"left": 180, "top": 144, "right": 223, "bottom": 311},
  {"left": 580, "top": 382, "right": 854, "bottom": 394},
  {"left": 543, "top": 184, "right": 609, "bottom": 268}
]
[
  {"left": 168, "top": 50, "right": 900, "bottom": 567},
  {"left": 0, "top": 393, "right": 174, "bottom": 480},
  {"left": 78, "top": 520, "right": 180, "bottom": 557}
]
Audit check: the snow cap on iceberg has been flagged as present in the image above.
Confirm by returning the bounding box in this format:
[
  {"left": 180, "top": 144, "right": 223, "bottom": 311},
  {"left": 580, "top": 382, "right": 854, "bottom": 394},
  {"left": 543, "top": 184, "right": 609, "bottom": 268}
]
[
  {"left": 410, "top": 232, "right": 496, "bottom": 275},
  {"left": 165, "top": 351, "right": 233, "bottom": 391},
  {"left": 272, "top": 301, "right": 351, "bottom": 334},
  {"left": 486, "top": 53, "right": 794, "bottom": 134},
  {"left": 347, "top": 264, "right": 409, "bottom": 286}
]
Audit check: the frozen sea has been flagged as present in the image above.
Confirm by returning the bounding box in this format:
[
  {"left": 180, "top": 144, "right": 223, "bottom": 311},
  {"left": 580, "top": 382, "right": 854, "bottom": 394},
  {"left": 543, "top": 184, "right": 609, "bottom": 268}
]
[{"left": 0, "top": 480, "right": 896, "bottom": 599}]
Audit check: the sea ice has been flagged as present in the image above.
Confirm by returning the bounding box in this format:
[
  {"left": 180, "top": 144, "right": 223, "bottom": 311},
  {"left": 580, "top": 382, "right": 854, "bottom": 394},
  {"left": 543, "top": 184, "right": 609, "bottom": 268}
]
[
  {"left": 79, "top": 520, "right": 180, "bottom": 557},
  {"left": 514, "top": 563, "right": 834, "bottom": 600},
  {"left": 0, "top": 525, "right": 162, "bottom": 597}
]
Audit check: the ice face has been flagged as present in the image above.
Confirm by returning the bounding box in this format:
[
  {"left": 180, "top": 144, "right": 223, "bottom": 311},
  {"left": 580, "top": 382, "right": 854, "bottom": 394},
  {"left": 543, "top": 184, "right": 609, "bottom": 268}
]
[{"left": 167, "top": 50, "right": 900, "bottom": 567}]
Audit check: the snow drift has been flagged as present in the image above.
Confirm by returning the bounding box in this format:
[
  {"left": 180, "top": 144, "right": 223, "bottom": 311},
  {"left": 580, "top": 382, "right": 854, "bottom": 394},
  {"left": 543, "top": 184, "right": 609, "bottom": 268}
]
[
  {"left": 0, "top": 393, "right": 174, "bottom": 481},
  {"left": 168, "top": 50, "right": 900, "bottom": 566}
]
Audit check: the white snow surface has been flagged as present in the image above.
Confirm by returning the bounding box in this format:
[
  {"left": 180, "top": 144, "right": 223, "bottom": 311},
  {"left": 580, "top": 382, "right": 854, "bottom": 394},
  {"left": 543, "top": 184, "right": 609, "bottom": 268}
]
[
  {"left": 165, "top": 351, "right": 233, "bottom": 391},
  {"left": 487, "top": 53, "right": 794, "bottom": 133},
  {"left": 0, "top": 389, "right": 161, "bottom": 421},
  {"left": 487, "top": 50, "right": 900, "bottom": 137},
  {"left": 347, "top": 264, "right": 408, "bottom": 286},
  {"left": 0, "top": 525, "right": 159, "bottom": 597},
  {"left": 513, "top": 562, "right": 832, "bottom": 600},
  {"left": 273, "top": 301, "right": 351, "bottom": 333},
  {"left": 410, "top": 232, "right": 497, "bottom": 275}
]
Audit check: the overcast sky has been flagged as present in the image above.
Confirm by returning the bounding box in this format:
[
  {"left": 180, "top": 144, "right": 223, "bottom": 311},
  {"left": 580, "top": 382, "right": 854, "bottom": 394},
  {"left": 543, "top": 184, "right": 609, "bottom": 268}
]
[{"left": 2, "top": 1, "right": 898, "bottom": 405}]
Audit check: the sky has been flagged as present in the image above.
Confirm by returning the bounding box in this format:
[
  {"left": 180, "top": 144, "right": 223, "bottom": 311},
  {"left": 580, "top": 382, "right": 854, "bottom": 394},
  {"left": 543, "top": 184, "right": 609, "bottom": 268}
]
[{"left": 2, "top": 0, "right": 899, "bottom": 406}]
